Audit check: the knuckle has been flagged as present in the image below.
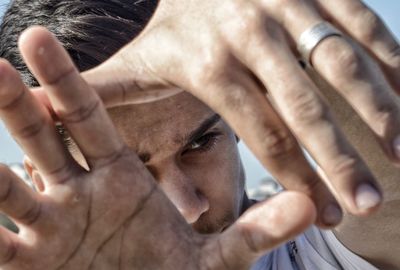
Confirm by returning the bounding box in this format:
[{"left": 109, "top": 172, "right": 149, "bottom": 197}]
[
  {"left": 46, "top": 67, "right": 75, "bottom": 88},
  {"left": 14, "top": 117, "right": 46, "bottom": 139},
  {"left": 285, "top": 90, "right": 326, "bottom": 126},
  {"left": 355, "top": 9, "right": 383, "bottom": 44},
  {"left": 335, "top": 46, "right": 362, "bottom": 77},
  {"left": 329, "top": 154, "right": 359, "bottom": 178},
  {"left": 372, "top": 101, "right": 399, "bottom": 135},
  {"left": 57, "top": 99, "right": 100, "bottom": 124},
  {"left": 221, "top": 1, "right": 263, "bottom": 40},
  {"left": 219, "top": 83, "right": 249, "bottom": 111},
  {"left": 0, "top": 88, "right": 25, "bottom": 110},
  {"left": 259, "top": 128, "right": 297, "bottom": 159},
  {"left": 320, "top": 39, "right": 363, "bottom": 80},
  {"left": 188, "top": 47, "right": 228, "bottom": 89}
]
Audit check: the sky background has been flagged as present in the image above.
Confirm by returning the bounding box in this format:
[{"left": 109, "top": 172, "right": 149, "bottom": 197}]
[{"left": 0, "top": 0, "right": 399, "bottom": 189}]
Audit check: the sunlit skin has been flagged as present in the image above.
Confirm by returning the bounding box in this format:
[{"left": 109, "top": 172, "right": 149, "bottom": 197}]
[
  {"left": 52, "top": 92, "right": 253, "bottom": 234},
  {"left": 1, "top": 0, "right": 399, "bottom": 266},
  {"left": 4, "top": 14, "right": 400, "bottom": 266}
]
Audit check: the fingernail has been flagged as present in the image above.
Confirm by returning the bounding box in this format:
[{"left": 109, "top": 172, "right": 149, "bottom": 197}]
[
  {"left": 393, "top": 135, "right": 400, "bottom": 159},
  {"left": 323, "top": 203, "right": 342, "bottom": 226},
  {"left": 355, "top": 183, "right": 382, "bottom": 210}
]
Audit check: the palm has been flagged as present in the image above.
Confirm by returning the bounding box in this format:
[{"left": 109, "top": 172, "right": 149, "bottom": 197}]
[
  {"left": 6, "top": 174, "right": 90, "bottom": 269},
  {"left": 0, "top": 27, "right": 314, "bottom": 270}
]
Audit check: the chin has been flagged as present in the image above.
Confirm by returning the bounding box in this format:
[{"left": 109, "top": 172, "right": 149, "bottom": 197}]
[{"left": 192, "top": 217, "right": 233, "bottom": 235}]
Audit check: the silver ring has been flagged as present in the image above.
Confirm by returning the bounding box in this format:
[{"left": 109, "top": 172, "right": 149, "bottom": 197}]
[{"left": 297, "top": 22, "right": 342, "bottom": 66}]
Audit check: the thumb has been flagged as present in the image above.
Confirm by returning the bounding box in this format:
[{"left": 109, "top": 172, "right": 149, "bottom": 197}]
[{"left": 203, "top": 191, "right": 316, "bottom": 270}]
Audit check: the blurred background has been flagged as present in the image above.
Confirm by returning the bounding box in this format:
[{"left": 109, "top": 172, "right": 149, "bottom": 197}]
[{"left": 0, "top": 0, "right": 399, "bottom": 196}]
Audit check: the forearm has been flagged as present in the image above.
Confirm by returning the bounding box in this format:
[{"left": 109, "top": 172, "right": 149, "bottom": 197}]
[{"left": 311, "top": 70, "right": 400, "bottom": 269}]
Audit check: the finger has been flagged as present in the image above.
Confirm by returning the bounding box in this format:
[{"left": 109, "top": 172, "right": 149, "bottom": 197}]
[
  {"left": 203, "top": 191, "right": 316, "bottom": 270},
  {"left": 103, "top": 4, "right": 344, "bottom": 225},
  {"left": 222, "top": 6, "right": 380, "bottom": 216},
  {"left": 18, "top": 26, "right": 125, "bottom": 167},
  {"left": 268, "top": 0, "right": 400, "bottom": 166},
  {"left": 0, "top": 59, "right": 75, "bottom": 185},
  {"left": 0, "top": 226, "right": 17, "bottom": 265},
  {"left": 310, "top": 41, "right": 400, "bottom": 164},
  {"left": 315, "top": 0, "right": 400, "bottom": 91},
  {"left": 0, "top": 165, "right": 40, "bottom": 225},
  {"left": 190, "top": 61, "right": 341, "bottom": 226}
]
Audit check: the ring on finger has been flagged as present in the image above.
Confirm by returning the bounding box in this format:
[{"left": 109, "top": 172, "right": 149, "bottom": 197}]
[{"left": 298, "top": 22, "right": 342, "bottom": 67}]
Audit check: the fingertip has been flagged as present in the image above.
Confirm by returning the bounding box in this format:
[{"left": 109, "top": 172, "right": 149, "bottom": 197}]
[
  {"left": 229, "top": 191, "right": 317, "bottom": 257},
  {"left": 276, "top": 191, "right": 317, "bottom": 227},
  {"left": 317, "top": 202, "right": 343, "bottom": 229},
  {"left": 336, "top": 181, "right": 382, "bottom": 217},
  {"left": 213, "top": 191, "right": 317, "bottom": 269},
  {"left": 348, "top": 183, "right": 383, "bottom": 216},
  {"left": 18, "top": 25, "right": 76, "bottom": 87},
  {"left": 18, "top": 26, "right": 53, "bottom": 51},
  {"left": 18, "top": 26, "right": 63, "bottom": 73},
  {"left": 241, "top": 191, "right": 317, "bottom": 239}
]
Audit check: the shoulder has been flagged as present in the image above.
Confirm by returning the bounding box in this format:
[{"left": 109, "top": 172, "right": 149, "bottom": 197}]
[
  {"left": 250, "top": 226, "right": 378, "bottom": 270},
  {"left": 294, "top": 226, "right": 378, "bottom": 270}
]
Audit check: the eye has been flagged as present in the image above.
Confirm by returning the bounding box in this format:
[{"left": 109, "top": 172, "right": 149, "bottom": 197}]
[{"left": 184, "top": 132, "right": 221, "bottom": 154}]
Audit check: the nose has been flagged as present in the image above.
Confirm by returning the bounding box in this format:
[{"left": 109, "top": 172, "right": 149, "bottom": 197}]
[{"left": 158, "top": 165, "right": 210, "bottom": 224}]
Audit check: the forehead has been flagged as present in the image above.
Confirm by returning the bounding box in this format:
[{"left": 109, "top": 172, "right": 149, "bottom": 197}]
[{"left": 107, "top": 92, "right": 216, "bottom": 154}]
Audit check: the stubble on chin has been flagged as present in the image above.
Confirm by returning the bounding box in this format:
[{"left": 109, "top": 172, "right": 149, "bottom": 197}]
[{"left": 192, "top": 212, "right": 235, "bottom": 234}]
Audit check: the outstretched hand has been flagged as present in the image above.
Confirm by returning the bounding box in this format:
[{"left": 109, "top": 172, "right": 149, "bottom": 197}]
[
  {"left": 0, "top": 27, "right": 315, "bottom": 270},
  {"left": 77, "top": 0, "right": 400, "bottom": 227}
]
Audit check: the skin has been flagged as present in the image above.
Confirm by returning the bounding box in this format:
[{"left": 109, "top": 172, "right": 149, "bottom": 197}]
[
  {"left": 0, "top": 0, "right": 400, "bottom": 268},
  {"left": 58, "top": 92, "right": 249, "bottom": 234},
  {"left": 15, "top": 28, "right": 400, "bottom": 269},
  {"left": 78, "top": 0, "right": 400, "bottom": 227},
  {"left": 0, "top": 27, "right": 316, "bottom": 270}
]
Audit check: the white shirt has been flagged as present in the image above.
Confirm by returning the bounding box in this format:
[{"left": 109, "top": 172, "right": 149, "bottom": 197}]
[{"left": 251, "top": 226, "right": 378, "bottom": 270}]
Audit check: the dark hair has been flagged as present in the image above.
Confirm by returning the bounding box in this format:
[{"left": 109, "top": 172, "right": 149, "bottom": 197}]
[{"left": 0, "top": 0, "right": 158, "bottom": 87}]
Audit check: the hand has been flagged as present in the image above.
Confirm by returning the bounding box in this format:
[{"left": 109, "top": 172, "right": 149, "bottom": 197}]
[
  {"left": 77, "top": 0, "right": 400, "bottom": 226},
  {"left": 0, "top": 27, "right": 315, "bottom": 270}
]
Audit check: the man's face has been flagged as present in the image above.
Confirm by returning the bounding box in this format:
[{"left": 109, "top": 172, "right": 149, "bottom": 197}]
[{"left": 74, "top": 92, "right": 246, "bottom": 234}]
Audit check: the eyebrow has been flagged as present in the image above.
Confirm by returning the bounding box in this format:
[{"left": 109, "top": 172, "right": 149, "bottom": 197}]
[{"left": 182, "top": 113, "right": 221, "bottom": 146}]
